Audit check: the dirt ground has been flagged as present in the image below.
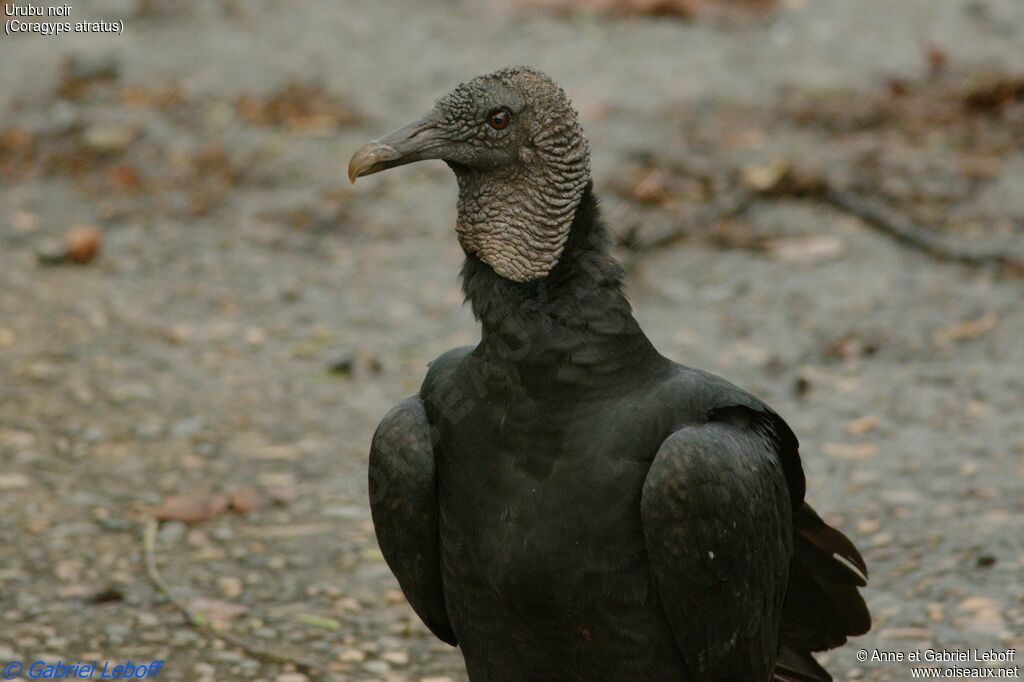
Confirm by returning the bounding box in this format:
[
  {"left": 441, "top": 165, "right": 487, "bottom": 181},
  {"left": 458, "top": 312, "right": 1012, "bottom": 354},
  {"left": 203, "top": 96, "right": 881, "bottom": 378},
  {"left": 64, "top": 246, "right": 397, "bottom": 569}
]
[{"left": 1, "top": 1, "right": 1023, "bottom": 680}]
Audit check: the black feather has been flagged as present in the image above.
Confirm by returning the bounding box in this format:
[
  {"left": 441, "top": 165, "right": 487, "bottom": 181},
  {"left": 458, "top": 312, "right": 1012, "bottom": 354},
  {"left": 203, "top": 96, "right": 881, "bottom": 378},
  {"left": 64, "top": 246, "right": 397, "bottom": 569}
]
[{"left": 781, "top": 504, "right": 872, "bottom": 654}]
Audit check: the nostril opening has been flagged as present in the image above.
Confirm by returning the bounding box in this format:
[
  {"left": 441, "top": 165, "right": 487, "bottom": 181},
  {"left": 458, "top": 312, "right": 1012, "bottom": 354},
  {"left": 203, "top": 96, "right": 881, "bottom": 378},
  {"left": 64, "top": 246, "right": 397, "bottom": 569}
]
[{"left": 409, "top": 123, "right": 434, "bottom": 140}]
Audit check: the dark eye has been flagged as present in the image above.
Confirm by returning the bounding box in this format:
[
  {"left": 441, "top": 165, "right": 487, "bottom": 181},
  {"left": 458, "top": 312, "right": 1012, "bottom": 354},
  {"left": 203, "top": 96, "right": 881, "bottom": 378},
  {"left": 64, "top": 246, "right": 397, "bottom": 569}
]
[{"left": 487, "top": 109, "right": 511, "bottom": 130}]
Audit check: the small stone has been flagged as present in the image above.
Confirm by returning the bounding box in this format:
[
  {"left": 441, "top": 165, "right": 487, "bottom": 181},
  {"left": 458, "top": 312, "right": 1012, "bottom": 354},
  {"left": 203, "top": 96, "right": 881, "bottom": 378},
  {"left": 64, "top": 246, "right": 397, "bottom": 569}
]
[
  {"left": 880, "top": 489, "right": 922, "bottom": 506},
  {"left": 105, "top": 624, "right": 129, "bottom": 645},
  {"left": 877, "top": 627, "right": 933, "bottom": 640},
  {"left": 855, "top": 518, "right": 880, "bottom": 534},
  {"left": 135, "top": 611, "right": 160, "bottom": 627},
  {"left": 188, "top": 598, "right": 245, "bottom": 622},
  {"left": 172, "top": 630, "right": 201, "bottom": 647},
  {"left": 0, "top": 473, "right": 31, "bottom": 490},
  {"left": 362, "top": 660, "right": 390, "bottom": 674},
  {"left": 54, "top": 578, "right": 89, "bottom": 597},
  {"left": 955, "top": 596, "right": 1005, "bottom": 634},
  {"left": 366, "top": 355, "right": 383, "bottom": 373},
  {"left": 871, "top": 532, "right": 893, "bottom": 547},
  {"left": 244, "top": 326, "right": 266, "bottom": 346},
  {"left": 1, "top": 430, "right": 35, "bottom": 448},
  {"left": 195, "top": 442, "right": 218, "bottom": 458},
  {"left": 822, "top": 442, "right": 878, "bottom": 460},
  {"left": 976, "top": 554, "right": 996, "bottom": 568},
  {"left": 336, "top": 597, "right": 362, "bottom": 613},
  {"left": 382, "top": 650, "right": 409, "bottom": 666},
  {"left": 327, "top": 351, "right": 355, "bottom": 377},
  {"left": 275, "top": 674, "right": 308, "bottom": 682},
  {"left": 11, "top": 211, "right": 40, "bottom": 233},
  {"left": 238, "top": 659, "right": 259, "bottom": 673},
  {"left": 768, "top": 234, "right": 845, "bottom": 264},
  {"left": 36, "top": 239, "right": 69, "bottom": 266},
  {"left": 83, "top": 125, "right": 134, "bottom": 154},
  {"left": 844, "top": 415, "right": 879, "bottom": 436},
  {"left": 134, "top": 418, "right": 165, "bottom": 439},
  {"left": 211, "top": 649, "right": 243, "bottom": 663},
  {"left": 170, "top": 416, "right": 204, "bottom": 438},
  {"left": 66, "top": 225, "right": 102, "bottom": 264},
  {"left": 742, "top": 159, "right": 789, "bottom": 192},
  {"left": 54, "top": 560, "right": 83, "bottom": 581},
  {"left": 322, "top": 505, "right": 364, "bottom": 519},
  {"left": 211, "top": 525, "right": 235, "bottom": 542},
  {"left": 157, "top": 521, "right": 187, "bottom": 544},
  {"left": 258, "top": 471, "right": 296, "bottom": 488},
  {"left": 62, "top": 52, "right": 120, "bottom": 85},
  {"left": 338, "top": 649, "right": 366, "bottom": 663},
  {"left": 217, "top": 576, "right": 244, "bottom": 598}
]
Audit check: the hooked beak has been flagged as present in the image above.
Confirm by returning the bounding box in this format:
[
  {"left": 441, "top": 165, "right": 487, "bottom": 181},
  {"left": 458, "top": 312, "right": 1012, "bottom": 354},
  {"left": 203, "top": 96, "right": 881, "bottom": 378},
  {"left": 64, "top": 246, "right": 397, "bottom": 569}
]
[{"left": 348, "top": 112, "right": 445, "bottom": 184}]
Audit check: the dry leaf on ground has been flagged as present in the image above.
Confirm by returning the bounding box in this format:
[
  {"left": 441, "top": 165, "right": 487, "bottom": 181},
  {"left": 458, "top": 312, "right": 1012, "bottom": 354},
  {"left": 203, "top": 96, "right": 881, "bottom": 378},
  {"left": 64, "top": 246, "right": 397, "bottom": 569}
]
[{"left": 150, "top": 494, "right": 230, "bottom": 523}]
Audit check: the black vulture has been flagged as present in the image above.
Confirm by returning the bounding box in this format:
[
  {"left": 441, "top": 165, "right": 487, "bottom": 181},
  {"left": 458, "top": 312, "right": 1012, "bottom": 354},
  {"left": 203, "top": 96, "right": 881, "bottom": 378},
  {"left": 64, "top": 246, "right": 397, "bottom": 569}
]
[{"left": 349, "top": 66, "right": 870, "bottom": 682}]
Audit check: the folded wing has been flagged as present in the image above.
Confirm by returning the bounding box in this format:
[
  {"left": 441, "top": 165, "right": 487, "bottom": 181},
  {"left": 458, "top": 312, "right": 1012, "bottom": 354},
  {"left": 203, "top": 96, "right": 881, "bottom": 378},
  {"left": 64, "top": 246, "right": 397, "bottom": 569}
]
[
  {"left": 369, "top": 396, "right": 456, "bottom": 645},
  {"left": 641, "top": 418, "right": 793, "bottom": 681}
]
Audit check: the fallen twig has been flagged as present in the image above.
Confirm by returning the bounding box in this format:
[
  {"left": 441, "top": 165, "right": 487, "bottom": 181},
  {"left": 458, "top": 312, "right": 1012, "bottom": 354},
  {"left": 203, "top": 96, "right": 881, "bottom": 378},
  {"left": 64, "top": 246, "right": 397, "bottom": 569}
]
[
  {"left": 142, "top": 518, "right": 336, "bottom": 680},
  {"left": 821, "top": 188, "right": 1023, "bottom": 275},
  {"left": 618, "top": 161, "right": 1023, "bottom": 276},
  {"left": 755, "top": 164, "right": 1024, "bottom": 274}
]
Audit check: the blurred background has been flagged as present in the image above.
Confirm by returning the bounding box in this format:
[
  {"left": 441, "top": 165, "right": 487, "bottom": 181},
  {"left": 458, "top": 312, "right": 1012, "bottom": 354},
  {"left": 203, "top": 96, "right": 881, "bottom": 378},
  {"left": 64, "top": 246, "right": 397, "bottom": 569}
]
[{"left": 1, "top": 1, "right": 1023, "bottom": 680}]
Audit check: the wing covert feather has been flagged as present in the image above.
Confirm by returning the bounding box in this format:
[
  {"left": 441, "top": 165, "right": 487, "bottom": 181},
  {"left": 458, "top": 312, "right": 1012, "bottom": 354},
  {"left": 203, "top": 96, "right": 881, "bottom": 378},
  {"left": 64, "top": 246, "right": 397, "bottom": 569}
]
[
  {"left": 641, "top": 421, "right": 793, "bottom": 680},
  {"left": 369, "top": 396, "right": 456, "bottom": 645}
]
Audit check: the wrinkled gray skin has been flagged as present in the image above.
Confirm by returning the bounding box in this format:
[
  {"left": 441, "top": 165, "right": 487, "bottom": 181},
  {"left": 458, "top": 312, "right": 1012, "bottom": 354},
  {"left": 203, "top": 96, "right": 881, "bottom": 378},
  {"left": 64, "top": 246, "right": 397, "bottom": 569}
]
[{"left": 349, "top": 66, "right": 591, "bottom": 282}]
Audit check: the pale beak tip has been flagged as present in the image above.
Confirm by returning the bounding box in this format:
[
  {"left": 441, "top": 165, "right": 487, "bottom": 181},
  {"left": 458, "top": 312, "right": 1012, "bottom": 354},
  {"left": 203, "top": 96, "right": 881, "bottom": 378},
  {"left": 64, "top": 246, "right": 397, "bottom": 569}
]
[
  {"left": 347, "top": 142, "right": 401, "bottom": 187},
  {"left": 347, "top": 154, "right": 364, "bottom": 185}
]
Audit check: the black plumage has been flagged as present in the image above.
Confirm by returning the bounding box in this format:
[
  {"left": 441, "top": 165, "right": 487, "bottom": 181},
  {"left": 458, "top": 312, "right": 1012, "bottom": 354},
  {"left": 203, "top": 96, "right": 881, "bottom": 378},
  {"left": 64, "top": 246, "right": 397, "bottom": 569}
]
[{"left": 353, "top": 67, "right": 870, "bottom": 681}]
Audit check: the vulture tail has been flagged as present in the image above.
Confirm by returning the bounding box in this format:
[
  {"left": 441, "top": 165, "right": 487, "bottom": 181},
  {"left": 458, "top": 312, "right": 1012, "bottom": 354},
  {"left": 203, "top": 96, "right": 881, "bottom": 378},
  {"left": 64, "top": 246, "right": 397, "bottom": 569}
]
[
  {"left": 775, "top": 503, "right": 871, "bottom": 679},
  {"left": 773, "top": 645, "right": 832, "bottom": 682}
]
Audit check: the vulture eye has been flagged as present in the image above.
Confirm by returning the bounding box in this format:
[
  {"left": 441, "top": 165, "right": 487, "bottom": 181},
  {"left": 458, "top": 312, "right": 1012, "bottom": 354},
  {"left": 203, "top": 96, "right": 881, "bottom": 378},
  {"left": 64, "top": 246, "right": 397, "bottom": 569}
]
[{"left": 487, "top": 110, "right": 511, "bottom": 130}]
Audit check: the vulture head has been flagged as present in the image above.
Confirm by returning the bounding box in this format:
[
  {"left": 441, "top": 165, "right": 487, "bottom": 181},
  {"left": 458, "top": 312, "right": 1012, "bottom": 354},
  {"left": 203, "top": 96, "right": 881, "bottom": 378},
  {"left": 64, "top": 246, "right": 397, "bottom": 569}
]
[{"left": 348, "top": 67, "right": 591, "bottom": 282}]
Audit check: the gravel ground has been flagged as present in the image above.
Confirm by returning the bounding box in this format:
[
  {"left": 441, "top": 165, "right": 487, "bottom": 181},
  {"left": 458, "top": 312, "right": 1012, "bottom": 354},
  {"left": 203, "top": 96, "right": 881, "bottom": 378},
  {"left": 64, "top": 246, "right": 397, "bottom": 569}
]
[{"left": 1, "top": 1, "right": 1022, "bottom": 680}]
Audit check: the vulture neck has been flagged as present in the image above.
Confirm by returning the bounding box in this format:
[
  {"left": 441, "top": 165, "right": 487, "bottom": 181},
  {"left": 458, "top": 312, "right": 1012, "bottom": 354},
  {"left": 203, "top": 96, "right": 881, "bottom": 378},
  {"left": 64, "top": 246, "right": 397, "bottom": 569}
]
[{"left": 460, "top": 183, "right": 661, "bottom": 392}]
